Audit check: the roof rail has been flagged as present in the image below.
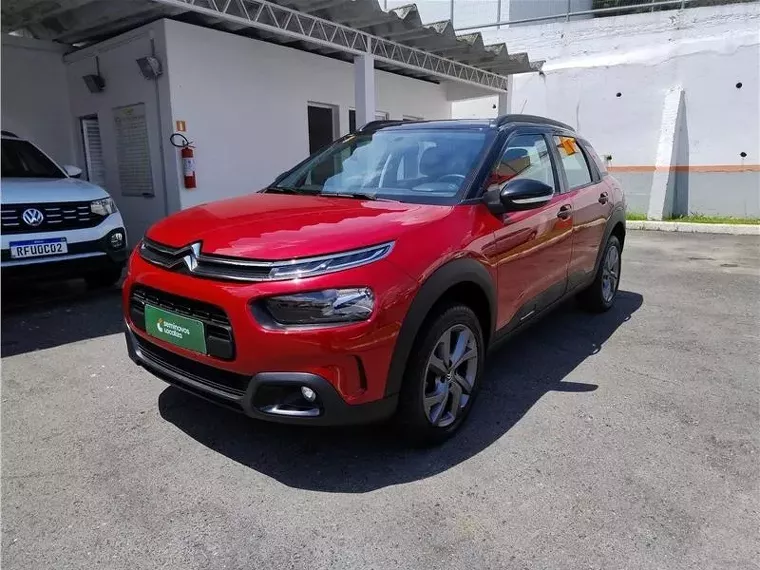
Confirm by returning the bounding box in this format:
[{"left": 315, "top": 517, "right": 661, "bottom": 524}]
[
  {"left": 358, "top": 119, "right": 419, "bottom": 132},
  {"left": 496, "top": 114, "right": 574, "bottom": 131},
  {"left": 1, "top": 130, "right": 19, "bottom": 138}
]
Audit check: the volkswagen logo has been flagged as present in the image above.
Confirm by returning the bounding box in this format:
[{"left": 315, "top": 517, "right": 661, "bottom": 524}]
[{"left": 22, "top": 208, "right": 44, "bottom": 227}]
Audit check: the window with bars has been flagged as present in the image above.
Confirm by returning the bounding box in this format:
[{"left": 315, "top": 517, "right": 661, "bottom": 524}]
[{"left": 80, "top": 116, "right": 106, "bottom": 187}]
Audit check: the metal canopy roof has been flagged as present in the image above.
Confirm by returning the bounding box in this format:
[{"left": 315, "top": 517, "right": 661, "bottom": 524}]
[{"left": 2, "top": 0, "right": 542, "bottom": 91}]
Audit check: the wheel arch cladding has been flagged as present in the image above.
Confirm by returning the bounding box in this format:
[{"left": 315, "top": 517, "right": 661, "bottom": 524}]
[
  {"left": 610, "top": 220, "right": 625, "bottom": 249},
  {"left": 593, "top": 207, "right": 626, "bottom": 274},
  {"left": 384, "top": 257, "right": 496, "bottom": 397}
]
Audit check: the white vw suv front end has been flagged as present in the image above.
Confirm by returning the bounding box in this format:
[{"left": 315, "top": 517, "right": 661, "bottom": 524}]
[{"left": 1, "top": 132, "right": 128, "bottom": 286}]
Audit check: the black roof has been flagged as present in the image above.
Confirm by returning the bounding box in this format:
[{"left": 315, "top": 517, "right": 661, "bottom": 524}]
[
  {"left": 359, "top": 115, "right": 574, "bottom": 133},
  {"left": 495, "top": 114, "right": 575, "bottom": 131}
]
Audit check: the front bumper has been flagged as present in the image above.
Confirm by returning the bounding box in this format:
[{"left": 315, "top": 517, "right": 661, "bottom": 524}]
[
  {"left": 1, "top": 213, "right": 128, "bottom": 280},
  {"left": 1, "top": 250, "right": 127, "bottom": 280},
  {"left": 122, "top": 249, "right": 417, "bottom": 424},
  {"left": 125, "top": 327, "right": 398, "bottom": 426}
]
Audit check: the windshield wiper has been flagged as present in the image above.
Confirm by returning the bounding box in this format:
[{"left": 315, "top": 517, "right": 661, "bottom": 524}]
[
  {"left": 266, "top": 185, "right": 318, "bottom": 195},
  {"left": 268, "top": 186, "right": 380, "bottom": 201},
  {"left": 322, "top": 191, "right": 379, "bottom": 201}
]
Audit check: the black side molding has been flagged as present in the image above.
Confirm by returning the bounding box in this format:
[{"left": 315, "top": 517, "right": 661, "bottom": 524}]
[{"left": 594, "top": 206, "right": 626, "bottom": 273}]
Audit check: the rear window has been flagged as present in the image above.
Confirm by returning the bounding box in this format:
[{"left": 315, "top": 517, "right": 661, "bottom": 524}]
[
  {"left": 554, "top": 136, "right": 593, "bottom": 189},
  {"left": 583, "top": 142, "right": 608, "bottom": 175},
  {"left": 1, "top": 139, "right": 65, "bottom": 179}
]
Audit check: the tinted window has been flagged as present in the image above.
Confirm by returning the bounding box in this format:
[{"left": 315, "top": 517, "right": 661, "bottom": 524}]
[
  {"left": 583, "top": 142, "right": 608, "bottom": 175},
  {"left": 1, "top": 139, "right": 65, "bottom": 179},
  {"left": 489, "top": 134, "right": 555, "bottom": 192},
  {"left": 276, "top": 128, "right": 492, "bottom": 204},
  {"left": 554, "top": 136, "right": 592, "bottom": 189}
]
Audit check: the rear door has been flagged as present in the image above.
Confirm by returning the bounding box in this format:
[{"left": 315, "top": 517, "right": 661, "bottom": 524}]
[
  {"left": 485, "top": 131, "right": 574, "bottom": 331},
  {"left": 551, "top": 135, "right": 613, "bottom": 289}
]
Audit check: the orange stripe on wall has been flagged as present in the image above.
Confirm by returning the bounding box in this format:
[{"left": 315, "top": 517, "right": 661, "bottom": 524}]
[{"left": 607, "top": 164, "right": 760, "bottom": 173}]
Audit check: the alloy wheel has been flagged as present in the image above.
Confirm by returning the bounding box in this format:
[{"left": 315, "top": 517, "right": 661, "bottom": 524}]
[
  {"left": 601, "top": 244, "right": 620, "bottom": 303},
  {"left": 423, "top": 324, "right": 479, "bottom": 428}
]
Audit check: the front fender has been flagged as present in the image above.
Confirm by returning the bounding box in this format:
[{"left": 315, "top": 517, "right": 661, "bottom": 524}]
[
  {"left": 593, "top": 205, "right": 626, "bottom": 274},
  {"left": 384, "top": 257, "right": 496, "bottom": 397}
]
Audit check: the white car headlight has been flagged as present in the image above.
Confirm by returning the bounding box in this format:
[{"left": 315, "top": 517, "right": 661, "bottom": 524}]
[{"left": 91, "top": 197, "right": 117, "bottom": 216}]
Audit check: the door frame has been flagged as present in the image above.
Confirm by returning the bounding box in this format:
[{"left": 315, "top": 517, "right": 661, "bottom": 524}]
[
  {"left": 307, "top": 101, "right": 339, "bottom": 147},
  {"left": 79, "top": 114, "right": 105, "bottom": 186}
]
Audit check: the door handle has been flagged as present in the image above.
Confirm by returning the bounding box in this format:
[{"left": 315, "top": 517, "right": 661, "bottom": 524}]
[
  {"left": 598, "top": 192, "right": 609, "bottom": 204},
  {"left": 557, "top": 204, "right": 572, "bottom": 220}
]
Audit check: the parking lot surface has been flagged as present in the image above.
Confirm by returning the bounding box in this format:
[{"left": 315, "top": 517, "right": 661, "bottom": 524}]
[{"left": 2, "top": 230, "right": 758, "bottom": 570}]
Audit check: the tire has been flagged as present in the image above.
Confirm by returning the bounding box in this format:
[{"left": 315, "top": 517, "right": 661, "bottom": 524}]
[
  {"left": 84, "top": 265, "right": 124, "bottom": 289},
  {"left": 577, "top": 235, "right": 622, "bottom": 313},
  {"left": 395, "top": 304, "right": 485, "bottom": 446}
]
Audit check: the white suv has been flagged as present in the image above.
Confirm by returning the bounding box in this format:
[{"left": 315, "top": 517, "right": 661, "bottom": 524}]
[{"left": 1, "top": 132, "right": 128, "bottom": 287}]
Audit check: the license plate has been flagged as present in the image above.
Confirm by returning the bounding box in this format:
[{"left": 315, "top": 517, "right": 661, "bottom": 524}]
[
  {"left": 9, "top": 237, "right": 68, "bottom": 259},
  {"left": 144, "top": 305, "right": 207, "bottom": 354}
]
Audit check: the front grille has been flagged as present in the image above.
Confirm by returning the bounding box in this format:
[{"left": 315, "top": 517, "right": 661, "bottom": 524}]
[
  {"left": 139, "top": 238, "right": 272, "bottom": 282},
  {"left": 129, "top": 285, "right": 235, "bottom": 360},
  {"left": 133, "top": 333, "right": 249, "bottom": 396},
  {"left": 1, "top": 202, "right": 105, "bottom": 234},
  {"left": 139, "top": 238, "right": 393, "bottom": 283}
]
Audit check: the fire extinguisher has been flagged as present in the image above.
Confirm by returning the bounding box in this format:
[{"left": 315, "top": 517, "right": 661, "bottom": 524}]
[
  {"left": 170, "top": 133, "right": 196, "bottom": 189},
  {"left": 181, "top": 145, "right": 196, "bottom": 189}
]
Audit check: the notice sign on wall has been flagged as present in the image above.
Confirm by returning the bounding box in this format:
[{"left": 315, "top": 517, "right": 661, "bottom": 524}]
[{"left": 113, "top": 103, "right": 154, "bottom": 197}]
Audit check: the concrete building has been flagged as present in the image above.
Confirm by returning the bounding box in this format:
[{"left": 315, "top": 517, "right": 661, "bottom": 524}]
[
  {"left": 451, "top": 1, "right": 760, "bottom": 219},
  {"left": 1, "top": 0, "right": 539, "bottom": 238},
  {"left": 3, "top": 0, "right": 757, "bottom": 236}
]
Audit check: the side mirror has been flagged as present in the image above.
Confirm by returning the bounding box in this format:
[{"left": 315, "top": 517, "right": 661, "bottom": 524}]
[
  {"left": 483, "top": 178, "right": 554, "bottom": 215},
  {"left": 63, "top": 165, "right": 83, "bottom": 178}
]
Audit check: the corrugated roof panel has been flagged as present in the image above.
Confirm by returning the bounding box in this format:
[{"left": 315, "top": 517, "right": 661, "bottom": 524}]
[{"left": 1, "top": 0, "right": 542, "bottom": 84}]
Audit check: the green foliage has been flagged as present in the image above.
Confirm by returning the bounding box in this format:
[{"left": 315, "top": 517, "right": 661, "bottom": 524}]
[{"left": 626, "top": 212, "right": 760, "bottom": 224}]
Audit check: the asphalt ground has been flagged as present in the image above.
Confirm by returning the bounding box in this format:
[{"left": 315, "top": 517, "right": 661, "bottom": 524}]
[{"left": 2, "top": 230, "right": 758, "bottom": 570}]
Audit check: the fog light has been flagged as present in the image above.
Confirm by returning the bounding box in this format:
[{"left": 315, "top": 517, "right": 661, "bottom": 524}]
[
  {"left": 110, "top": 231, "right": 124, "bottom": 249},
  {"left": 301, "top": 386, "right": 316, "bottom": 402}
]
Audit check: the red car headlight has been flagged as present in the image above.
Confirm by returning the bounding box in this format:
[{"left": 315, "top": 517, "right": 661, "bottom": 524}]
[{"left": 259, "top": 288, "right": 374, "bottom": 326}]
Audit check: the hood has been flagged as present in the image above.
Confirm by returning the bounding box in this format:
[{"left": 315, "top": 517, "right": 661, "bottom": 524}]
[
  {"left": 0, "top": 178, "right": 110, "bottom": 204},
  {"left": 147, "top": 193, "right": 452, "bottom": 260}
]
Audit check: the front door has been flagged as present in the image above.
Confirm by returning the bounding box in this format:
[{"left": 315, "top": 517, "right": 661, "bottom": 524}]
[
  {"left": 484, "top": 132, "right": 574, "bottom": 331},
  {"left": 551, "top": 135, "right": 612, "bottom": 288}
]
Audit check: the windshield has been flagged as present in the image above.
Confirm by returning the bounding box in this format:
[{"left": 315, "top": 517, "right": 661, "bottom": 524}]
[
  {"left": 1, "top": 139, "right": 65, "bottom": 179},
  {"left": 274, "top": 128, "right": 493, "bottom": 204}
]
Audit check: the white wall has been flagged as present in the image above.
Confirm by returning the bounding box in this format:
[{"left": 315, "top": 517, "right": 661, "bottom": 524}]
[
  {"left": 1, "top": 35, "right": 74, "bottom": 166},
  {"left": 64, "top": 23, "right": 173, "bottom": 239},
  {"left": 505, "top": 0, "right": 592, "bottom": 24},
  {"left": 163, "top": 19, "right": 452, "bottom": 210},
  {"left": 452, "top": 3, "right": 760, "bottom": 216},
  {"left": 383, "top": 0, "right": 592, "bottom": 29}
]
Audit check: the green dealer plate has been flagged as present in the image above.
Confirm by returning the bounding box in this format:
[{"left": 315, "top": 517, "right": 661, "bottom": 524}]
[{"left": 144, "top": 304, "right": 207, "bottom": 354}]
